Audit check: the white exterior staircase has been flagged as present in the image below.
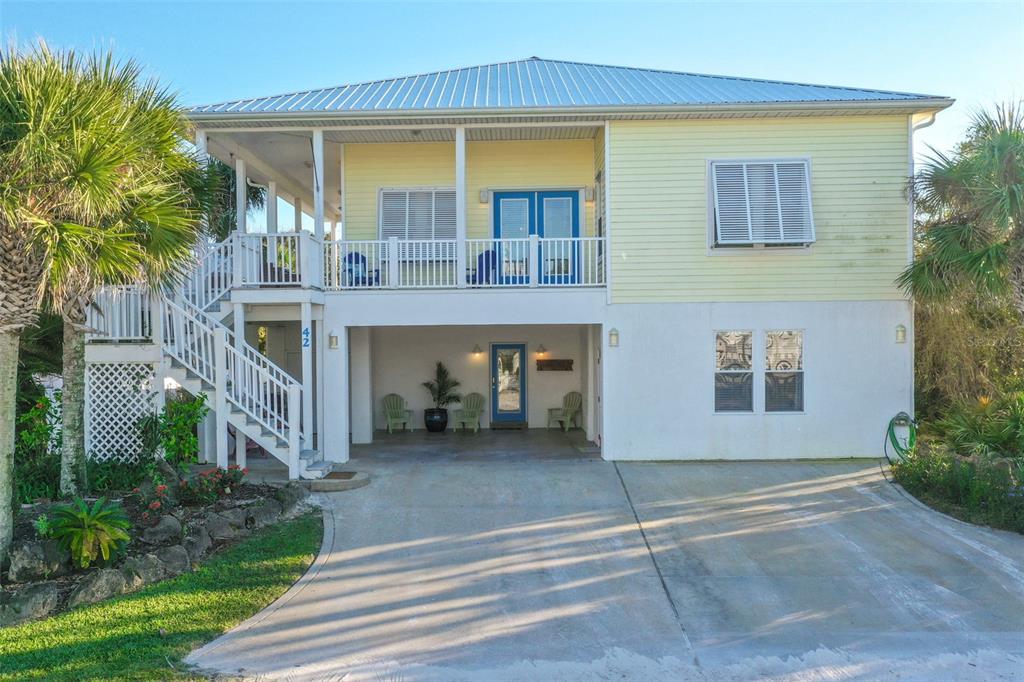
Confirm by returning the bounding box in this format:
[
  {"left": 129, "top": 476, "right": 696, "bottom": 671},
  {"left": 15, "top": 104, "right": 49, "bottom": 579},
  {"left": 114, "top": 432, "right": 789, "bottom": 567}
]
[{"left": 157, "top": 239, "right": 330, "bottom": 480}]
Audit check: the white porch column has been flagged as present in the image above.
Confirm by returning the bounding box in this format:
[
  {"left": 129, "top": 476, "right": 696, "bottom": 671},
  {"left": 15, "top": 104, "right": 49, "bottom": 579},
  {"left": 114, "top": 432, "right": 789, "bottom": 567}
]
[
  {"left": 312, "top": 129, "right": 325, "bottom": 240},
  {"left": 315, "top": 318, "right": 325, "bottom": 451},
  {"left": 234, "top": 157, "right": 247, "bottom": 234},
  {"left": 338, "top": 143, "right": 345, "bottom": 240},
  {"left": 300, "top": 302, "right": 314, "bottom": 444},
  {"left": 584, "top": 325, "right": 597, "bottom": 439},
  {"left": 195, "top": 130, "right": 208, "bottom": 163},
  {"left": 349, "top": 327, "right": 373, "bottom": 443},
  {"left": 232, "top": 302, "right": 247, "bottom": 469},
  {"left": 294, "top": 198, "right": 303, "bottom": 232},
  {"left": 199, "top": 414, "right": 216, "bottom": 464},
  {"left": 455, "top": 126, "right": 467, "bottom": 288},
  {"left": 267, "top": 180, "right": 278, "bottom": 233},
  {"left": 214, "top": 327, "right": 229, "bottom": 468}
]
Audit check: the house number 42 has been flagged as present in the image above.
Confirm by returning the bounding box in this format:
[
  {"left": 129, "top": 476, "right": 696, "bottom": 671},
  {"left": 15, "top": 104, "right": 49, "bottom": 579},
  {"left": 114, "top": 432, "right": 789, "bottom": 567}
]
[{"left": 302, "top": 327, "right": 311, "bottom": 348}]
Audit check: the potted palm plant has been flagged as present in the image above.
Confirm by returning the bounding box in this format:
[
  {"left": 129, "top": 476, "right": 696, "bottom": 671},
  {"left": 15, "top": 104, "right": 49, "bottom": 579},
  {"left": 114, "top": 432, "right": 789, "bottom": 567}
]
[{"left": 422, "top": 362, "right": 462, "bottom": 432}]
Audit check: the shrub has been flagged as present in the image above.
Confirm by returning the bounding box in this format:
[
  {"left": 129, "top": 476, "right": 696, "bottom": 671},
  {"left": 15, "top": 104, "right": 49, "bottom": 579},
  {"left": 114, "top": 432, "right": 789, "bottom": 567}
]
[
  {"left": 50, "top": 497, "right": 132, "bottom": 569},
  {"left": 13, "top": 394, "right": 62, "bottom": 504},
  {"left": 86, "top": 457, "right": 151, "bottom": 494},
  {"left": 149, "top": 394, "right": 210, "bottom": 469},
  {"left": 33, "top": 514, "right": 52, "bottom": 538},
  {"left": 177, "top": 465, "right": 247, "bottom": 506},
  {"left": 131, "top": 481, "right": 176, "bottom": 526},
  {"left": 934, "top": 393, "right": 1024, "bottom": 458}
]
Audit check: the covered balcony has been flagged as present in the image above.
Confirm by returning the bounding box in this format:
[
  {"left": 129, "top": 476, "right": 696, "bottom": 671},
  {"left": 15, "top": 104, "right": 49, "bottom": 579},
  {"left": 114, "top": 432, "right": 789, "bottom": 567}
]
[{"left": 197, "top": 122, "right": 609, "bottom": 294}]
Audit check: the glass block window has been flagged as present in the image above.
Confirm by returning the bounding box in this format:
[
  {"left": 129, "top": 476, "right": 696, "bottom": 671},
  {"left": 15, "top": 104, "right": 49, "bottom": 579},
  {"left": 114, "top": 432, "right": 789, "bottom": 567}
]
[
  {"left": 765, "top": 330, "right": 804, "bottom": 412},
  {"left": 715, "top": 331, "right": 753, "bottom": 412}
]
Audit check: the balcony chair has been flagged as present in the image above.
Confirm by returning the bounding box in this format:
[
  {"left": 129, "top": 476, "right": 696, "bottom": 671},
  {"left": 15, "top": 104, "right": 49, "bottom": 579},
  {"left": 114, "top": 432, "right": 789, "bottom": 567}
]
[
  {"left": 382, "top": 393, "right": 412, "bottom": 433},
  {"left": 344, "top": 251, "right": 381, "bottom": 288},
  {"left": 466, "top": 249, "right": 497, "bottom": 285},
  {"left": 547, "top": 391, "right": 583, "bottom": 431},
  {"left": 454, "top": 392, "right": 485, "bottom": 433}
]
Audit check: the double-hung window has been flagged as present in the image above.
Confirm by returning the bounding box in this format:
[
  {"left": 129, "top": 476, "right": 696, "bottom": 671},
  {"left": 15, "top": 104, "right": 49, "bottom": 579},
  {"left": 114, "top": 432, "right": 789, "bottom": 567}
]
[
  {"left": 379, "top": 188, "right": 457, "bottom": 259},
  {"left": 710, "top": 159, "right": 815, "bottom": 247},
  {"left": 715, "top": 331, "right": 753, "bottom": 412},
  {"left": 714, "top": 330, "right": 805, "bottom": 413},
  {"left": 765, "top": 330, "right": 804, "bottom": 412}
]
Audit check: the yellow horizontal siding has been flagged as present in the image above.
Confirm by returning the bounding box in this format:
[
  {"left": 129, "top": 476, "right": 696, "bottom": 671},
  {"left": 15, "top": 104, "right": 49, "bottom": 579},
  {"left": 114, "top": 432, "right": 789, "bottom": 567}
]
[
  {"left": 343, "top": 140, "right": 595, "bottom": 240},
  {"left": 608, "top": 116, "right": 911, "bottom": 303}
]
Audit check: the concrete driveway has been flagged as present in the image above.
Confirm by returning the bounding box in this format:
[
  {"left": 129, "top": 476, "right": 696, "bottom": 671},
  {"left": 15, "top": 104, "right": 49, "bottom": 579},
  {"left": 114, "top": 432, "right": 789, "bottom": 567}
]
[{"left": 187, "top": 459, "right": 1024, "bottom": 681}]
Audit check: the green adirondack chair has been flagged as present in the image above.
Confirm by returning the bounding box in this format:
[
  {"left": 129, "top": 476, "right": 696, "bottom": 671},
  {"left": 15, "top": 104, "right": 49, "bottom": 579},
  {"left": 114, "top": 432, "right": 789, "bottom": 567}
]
[
  {"left": 382, "top": 393, "right": 412, "bottom": 433},
  {"left": 453, "top": 392, "right": 485, "bottom": 433},
  {"left": 547, "top": 391, "right": 583, "bottom": 431}
]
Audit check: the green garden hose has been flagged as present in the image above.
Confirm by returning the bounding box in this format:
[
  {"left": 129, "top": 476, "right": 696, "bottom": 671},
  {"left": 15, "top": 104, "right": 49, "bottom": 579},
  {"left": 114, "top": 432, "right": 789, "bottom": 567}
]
[{"left": 885, "top": 412, "right": 917, "bottom": 463}]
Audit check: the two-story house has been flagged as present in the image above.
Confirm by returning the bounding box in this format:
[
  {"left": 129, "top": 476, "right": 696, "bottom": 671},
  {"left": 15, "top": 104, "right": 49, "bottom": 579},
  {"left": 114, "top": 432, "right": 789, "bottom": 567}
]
[{"left": 82, "top": 58, "right": 952, "bottom": 478}]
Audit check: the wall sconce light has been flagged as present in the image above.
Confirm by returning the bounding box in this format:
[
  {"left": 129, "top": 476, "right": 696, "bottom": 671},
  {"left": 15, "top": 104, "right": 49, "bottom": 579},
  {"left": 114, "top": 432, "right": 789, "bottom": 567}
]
[
  {"left": 608, "top": 328, "right": 619, "bottom": 347},
  {"left": 584, "top": 186, "right": 595, "bottom": 203},
  {"left": 895, "top": 324, "right": 907, "bottom": 344},
  {"left": 479, "top": 189, "right": 490, "bottom": 204},
  {"left": 472, "top": 344, "right": 483, "bottom": 355},
  {"left": 536, "top": 344, "right": 547, "bottom": 356},
  {"left": 328, "top": 331, "right": 339, "bottom": 349}
]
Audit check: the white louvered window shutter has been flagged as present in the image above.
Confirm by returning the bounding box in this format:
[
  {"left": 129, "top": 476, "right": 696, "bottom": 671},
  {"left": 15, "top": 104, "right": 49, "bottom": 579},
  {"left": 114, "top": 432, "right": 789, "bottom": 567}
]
[
  {"left": 433, "top": 190, "right": 457, "bottom": 240},
  {"left": 380, "top": 190, "right": 408, "bottom": 240},
  {"left": 711, "top": 160, "right": 814, "bottom": 246}
]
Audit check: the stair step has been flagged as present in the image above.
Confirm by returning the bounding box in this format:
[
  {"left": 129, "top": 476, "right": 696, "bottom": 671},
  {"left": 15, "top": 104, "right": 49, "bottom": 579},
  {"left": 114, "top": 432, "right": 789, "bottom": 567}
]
[{"left": 300, "top": 449, "right": 320, "bottom": 462}]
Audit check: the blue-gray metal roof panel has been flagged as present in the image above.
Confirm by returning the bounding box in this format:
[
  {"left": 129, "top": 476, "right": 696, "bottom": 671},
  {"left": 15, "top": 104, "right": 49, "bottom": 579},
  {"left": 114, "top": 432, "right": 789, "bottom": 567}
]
[{"left": 189, "top": 58, "right": 945, "bottom": 115}]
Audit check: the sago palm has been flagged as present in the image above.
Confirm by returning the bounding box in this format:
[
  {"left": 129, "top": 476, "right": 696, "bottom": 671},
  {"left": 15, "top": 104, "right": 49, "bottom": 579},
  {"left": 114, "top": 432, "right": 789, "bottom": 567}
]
[
  {"left": 898, "top": 104, "right": 1024, "bottom": 307},
  {"left": 0, "top": 44, "right": 208, "bottom": 563}
]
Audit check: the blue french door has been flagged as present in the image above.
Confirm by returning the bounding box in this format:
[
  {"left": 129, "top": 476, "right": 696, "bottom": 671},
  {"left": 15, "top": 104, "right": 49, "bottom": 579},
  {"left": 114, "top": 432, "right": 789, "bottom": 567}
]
[
  {"left": 493, "top": 190, "right": 580, "bottom": 285},
  {"left": 491, "top": 344, "right": 527, "bottom": 424}
]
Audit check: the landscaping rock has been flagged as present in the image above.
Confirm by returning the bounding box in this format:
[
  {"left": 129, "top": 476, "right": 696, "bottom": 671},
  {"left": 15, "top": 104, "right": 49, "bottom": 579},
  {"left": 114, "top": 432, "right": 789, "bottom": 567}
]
[
  {"left": 274, "top": 482, "right": 309, "bottom": 513},
  {"left": 182, "top": 524, "right": 212, "bottom": 563},
  {"left": 203, "top": 512, "right": 238, "bottom": 542},
  {"left": 248, "top": 498, "right": 283, "bottom": 528},
  {"left": 219, "top": 507, "right": 253, "bottom": 530},
  {"left": 156, "top": 545, "right": 191, "bottom": 577},
  {"left": 67, "top": 569, "right": 127, "bottom": 609},
  {"left": 142, "top": 515, "right": 182, "bottom": 545},
  {"left": 7, "top": 539, "right": 71, "bottom": 582},
  {"left": 155, "top": 457, "right": 181, "bottom": 485},
  {"left": 121, "top": 554, "right": 166, "bottom": 591},
  {"left": 0, "top": 581, "right": 61, "bottom": 626}
]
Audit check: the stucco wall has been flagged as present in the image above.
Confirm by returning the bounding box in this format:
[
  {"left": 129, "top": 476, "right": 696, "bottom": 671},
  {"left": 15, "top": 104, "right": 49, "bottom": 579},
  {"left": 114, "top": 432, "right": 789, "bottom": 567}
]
[
  {"left": 600, "top": 299, "right": 913, "bottom": 459},
  {"left": 367, "top": 324, "right": 586, "bottom": 430}
]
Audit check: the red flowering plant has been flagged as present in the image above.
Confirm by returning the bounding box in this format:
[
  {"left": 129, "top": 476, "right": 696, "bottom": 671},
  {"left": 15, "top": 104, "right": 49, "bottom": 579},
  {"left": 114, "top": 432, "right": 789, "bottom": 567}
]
[
  {"left": 178, "top": 465, "right": 248, "bottom": 505},
  {"left": 130, "top": 482, "right": 176, "bottom": 526}
]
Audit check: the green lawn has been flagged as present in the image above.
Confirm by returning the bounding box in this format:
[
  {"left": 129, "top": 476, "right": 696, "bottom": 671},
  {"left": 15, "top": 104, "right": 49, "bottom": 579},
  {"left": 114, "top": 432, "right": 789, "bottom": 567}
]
[{"left": 0, "top": 511, "right": 323, "bottom": 681}]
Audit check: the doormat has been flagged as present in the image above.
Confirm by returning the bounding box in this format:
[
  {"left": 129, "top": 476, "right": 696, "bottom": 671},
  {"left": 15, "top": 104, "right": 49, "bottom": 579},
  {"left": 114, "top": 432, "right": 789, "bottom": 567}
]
[
  {"left": 491, "top": 422, "right": 527, "bottom": 430},
  {"left": 324, "top": 471, "right": 357, "bottom": 480}
]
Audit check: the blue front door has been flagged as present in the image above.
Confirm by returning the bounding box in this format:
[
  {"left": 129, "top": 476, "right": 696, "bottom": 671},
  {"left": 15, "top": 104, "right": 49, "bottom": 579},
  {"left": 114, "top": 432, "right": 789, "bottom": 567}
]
[
  {"left": 491, "top": 343, "right": 527, "bottom": 424},
  {"left": 493, "top": 190, "right": 580, "bottom": 285}
]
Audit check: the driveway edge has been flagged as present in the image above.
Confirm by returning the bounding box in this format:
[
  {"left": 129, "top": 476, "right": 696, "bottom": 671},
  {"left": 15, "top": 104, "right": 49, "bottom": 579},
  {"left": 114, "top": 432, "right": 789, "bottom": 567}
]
[{"left": 185, "top": 498, "right": 337, "bottom": 665}]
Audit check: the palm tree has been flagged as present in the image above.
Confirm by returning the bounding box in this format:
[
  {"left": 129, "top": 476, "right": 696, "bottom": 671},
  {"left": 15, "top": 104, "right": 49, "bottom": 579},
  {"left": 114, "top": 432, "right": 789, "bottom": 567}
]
[
  {"left": 206, "top": 157, "right": 265, "bottom": 242},
  {"left": 897, "top": 104, "right": 1024, "bottom": 308},
  {"left": 0, "top": 44, "right": 207, "bottom": 561}
]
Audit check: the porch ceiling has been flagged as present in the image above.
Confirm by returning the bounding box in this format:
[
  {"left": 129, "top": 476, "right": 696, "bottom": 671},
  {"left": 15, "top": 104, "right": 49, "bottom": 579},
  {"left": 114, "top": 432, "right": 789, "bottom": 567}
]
[{"left": 204, "top": 125, "right": 600, "bottom": 219}]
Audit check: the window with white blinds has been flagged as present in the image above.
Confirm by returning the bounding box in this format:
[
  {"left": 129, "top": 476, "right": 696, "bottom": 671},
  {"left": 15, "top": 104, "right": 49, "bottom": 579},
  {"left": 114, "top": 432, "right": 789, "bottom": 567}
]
[
  {"left": 378, "top": 188, "right": 457, "bottom": 242},
  {"left": 710, "top": 159, "right": 815, "bottom": 246}
]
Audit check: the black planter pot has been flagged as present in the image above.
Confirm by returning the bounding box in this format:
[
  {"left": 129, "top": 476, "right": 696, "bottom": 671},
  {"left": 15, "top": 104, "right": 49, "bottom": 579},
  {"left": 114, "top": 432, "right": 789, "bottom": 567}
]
[{"left": 424, "top": 408, "right": 449, "bottom": 432}]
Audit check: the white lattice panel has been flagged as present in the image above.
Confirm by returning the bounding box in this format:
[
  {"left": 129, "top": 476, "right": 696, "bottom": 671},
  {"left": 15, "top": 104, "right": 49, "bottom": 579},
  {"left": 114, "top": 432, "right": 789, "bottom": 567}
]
[{"left": 85, "top": 362, "right": 157, "bottom": 463}]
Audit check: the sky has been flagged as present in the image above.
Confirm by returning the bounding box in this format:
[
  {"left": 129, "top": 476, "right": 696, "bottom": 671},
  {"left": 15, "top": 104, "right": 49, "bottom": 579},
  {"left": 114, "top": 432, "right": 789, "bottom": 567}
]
[{"left": 2, "top": 0, "right": 1021, "bottom": 228}]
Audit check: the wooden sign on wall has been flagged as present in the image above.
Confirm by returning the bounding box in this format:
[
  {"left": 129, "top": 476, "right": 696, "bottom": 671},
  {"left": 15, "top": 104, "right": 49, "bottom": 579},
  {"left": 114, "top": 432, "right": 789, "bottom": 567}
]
[{"left": 537, "top": 359, "right": 573, "bottom": 371}]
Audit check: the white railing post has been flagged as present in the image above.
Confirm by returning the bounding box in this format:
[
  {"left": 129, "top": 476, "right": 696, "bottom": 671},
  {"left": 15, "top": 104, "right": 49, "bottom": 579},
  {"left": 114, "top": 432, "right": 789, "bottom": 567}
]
[
  {"left": 213, "top": 327, "right": 228, "bottom": 469},
  {"left": 388, "top": 237, "right": 400, "bottom": 288},
  {"left": 299, "top": 232, "right": 312, "bottom": 289},
  {"left": 529, "top": 234, "right": 540, "bottom": 288},
  {"left": 231, "top": 233, "right": 243, "bottom": 288},
  {"left": 288, "top": 383, "right": 301, "bottom": 480}
]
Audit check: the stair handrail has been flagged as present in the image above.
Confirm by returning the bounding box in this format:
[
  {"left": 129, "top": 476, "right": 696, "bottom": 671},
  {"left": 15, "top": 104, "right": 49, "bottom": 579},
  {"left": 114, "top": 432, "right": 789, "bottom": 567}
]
[
  {"left": 161, "top": 296, "right": 304, "bottom": 462},
  {"left": 189, "top": 238, "right": 234, "bottom": 311}
]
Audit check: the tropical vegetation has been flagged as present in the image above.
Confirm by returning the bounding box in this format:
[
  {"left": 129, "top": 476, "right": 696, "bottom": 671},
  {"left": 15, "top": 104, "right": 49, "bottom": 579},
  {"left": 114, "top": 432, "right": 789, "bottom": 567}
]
[
  {"left": 0, "top": 42, "right": 214, "bottom": 565},
  {"left": 893, "top": 103, "right": 1024, "bottom": 531}
]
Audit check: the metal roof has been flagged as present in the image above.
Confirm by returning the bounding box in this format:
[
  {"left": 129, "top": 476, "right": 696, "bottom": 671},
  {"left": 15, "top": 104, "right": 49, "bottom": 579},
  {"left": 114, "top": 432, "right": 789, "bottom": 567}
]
[{"left": 189, "top": 58, "right": 948, "bottom": 117}]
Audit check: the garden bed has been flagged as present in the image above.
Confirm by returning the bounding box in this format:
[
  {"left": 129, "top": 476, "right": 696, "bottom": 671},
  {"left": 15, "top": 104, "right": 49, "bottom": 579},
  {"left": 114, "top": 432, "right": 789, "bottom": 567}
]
[
  {"left": 0, "top": 511, "right": 323, "bottom": 681},
  {"left": 1, "top": 471, "right": 314, "bottom": 627}
]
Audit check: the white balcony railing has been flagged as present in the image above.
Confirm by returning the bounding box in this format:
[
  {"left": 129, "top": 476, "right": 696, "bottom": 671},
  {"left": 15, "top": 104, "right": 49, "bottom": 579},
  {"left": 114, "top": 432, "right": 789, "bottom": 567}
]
[
  {"left": 86, "top": 285, "right": 151, "bottom": 341},
  {"left": 234, "top": 232, "right": 322, "bottom": 289},
  {"left": 324, "top": 236, "right": 606, "bottom": 290}
]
